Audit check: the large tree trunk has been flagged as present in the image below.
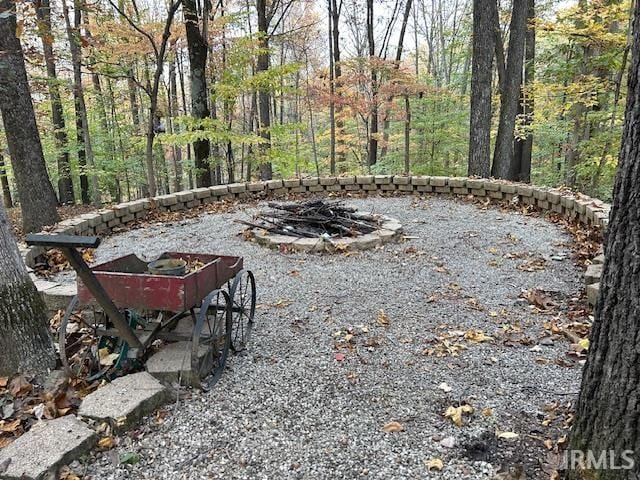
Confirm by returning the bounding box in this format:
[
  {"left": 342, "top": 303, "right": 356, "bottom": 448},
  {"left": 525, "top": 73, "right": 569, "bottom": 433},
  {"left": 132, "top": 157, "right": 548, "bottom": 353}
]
[
  {"left": 513, "top": 0, "right": 535, "bottom": 183},
  {"left": 183, "top": 0, "right": 211, "bottom": 187},
  {"left": 568, "top": 2, "right": 640, "bottom": 477},
  {"left": 0, "top": 0, "right": 60, "bottom": 233},
  {"left": 0, "top": 154, "right": 13, "bottom": 209},
  {"left": 491, "top": 0, "right": 527, "bottom": 179},
  {"left": 467, "top": 0, "right": 496, "bottom": 177},
  {"left": 256, "top": 0, "right": 273, "bottom": 180},
  {"left": 36, "top": 0, "right": 74, "bottom": 204},
  {"left": 168, "top": 53, "right": 183, "bottom": 191},
  {"left": 331, "top": 0, "right": 346, "bottom": 170},
  {"left": 0, "top": 202, "right": 56, "bottom": 377}
]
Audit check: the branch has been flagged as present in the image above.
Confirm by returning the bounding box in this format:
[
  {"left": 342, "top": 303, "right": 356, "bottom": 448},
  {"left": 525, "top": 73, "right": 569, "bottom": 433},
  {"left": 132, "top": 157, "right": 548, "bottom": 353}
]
[{"left": 106, "top": 0, "right": 159, "bottom": 58}]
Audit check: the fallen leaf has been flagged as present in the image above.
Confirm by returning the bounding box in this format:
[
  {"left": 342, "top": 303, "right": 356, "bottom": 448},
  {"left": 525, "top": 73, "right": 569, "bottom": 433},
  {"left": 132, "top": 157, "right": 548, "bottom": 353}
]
[
  {"left": 444, "top": 404, "right": 474, "bottom": 427},
  {"left": 0, "top": 378, "right": 7, "bottom": 388},
  {"left": 334, "top": 353, "right": 345, "bottom": 362},
  {"left": 119, "top": 452, "right": 140, "bottom": 465},
  {"left": 465, "top": 329, "right": 492, "bottom": 343},
  {"left": 482, "top": 407, "right": 494, "bottom": 417},
  {"left": 497, "top": 431, "right": 519, "bottom": 440},
  {"left": 425, "top": 458, "right": 444, "bottom": 471},
  {"left": 9, "top": 376, "right": 31, "bottom": 397},
  {"left": 98, "top": 436, "right": 116, "bottom": 449},
  {"left": 0, "top": 419, "right": 20, "bottom": 433},
  {"left": 377, "top": 309, "right": 390, "bottom": 327},
  {"left": 382, "top": 421, "right": 404, "bottom": 433},
  {"left": 578, "top": 338, "right": 590, "bottom": 351}
]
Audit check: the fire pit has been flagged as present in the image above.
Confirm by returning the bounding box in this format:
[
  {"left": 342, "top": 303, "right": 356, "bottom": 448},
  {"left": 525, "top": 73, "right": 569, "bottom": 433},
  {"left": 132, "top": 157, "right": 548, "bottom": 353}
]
[{"left": 239, "top": 199, "right": 403, "bottom": 252}]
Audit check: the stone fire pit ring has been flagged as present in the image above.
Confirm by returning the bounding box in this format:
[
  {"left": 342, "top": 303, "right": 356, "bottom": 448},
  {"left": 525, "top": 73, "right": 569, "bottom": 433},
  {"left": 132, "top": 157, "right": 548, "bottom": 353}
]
[{"left": 249, "top": 214, "right": 403, "bottom": 253}]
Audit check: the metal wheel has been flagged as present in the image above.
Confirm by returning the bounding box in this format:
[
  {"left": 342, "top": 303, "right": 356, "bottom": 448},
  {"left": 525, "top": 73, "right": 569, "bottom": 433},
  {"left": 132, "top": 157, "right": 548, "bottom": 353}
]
[
  {"left": 228, "top": 270, "right": 256, "bottom": 352},
  {"left": 192, "top": 289, "right": 232, "bottom": 388},
  {"left": 59, "top": 296, "right": 129, "bottom": 382}
]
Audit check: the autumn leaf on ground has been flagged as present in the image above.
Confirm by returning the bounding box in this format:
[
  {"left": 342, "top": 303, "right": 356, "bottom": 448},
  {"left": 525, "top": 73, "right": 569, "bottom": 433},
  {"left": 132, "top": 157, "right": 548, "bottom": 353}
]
[
  {"left": 9, "top": 376, "right": 32, "bottom": 397},
  {"left": 465, "top": 329, "right": 492, "bottom": 343},
  {"left": 444, "top": 404, "right": 474, "bottom": 427},
  {"left": 0, "top": 377, "right": 7, "bottom": 388},
  {"left": 98, "top": 436, "right": 116, "bottom": 449},
  {"left": 382, "top": 421, "right": 404, "bottom": 433},
  {"left": 425, "top": 458, "right": 444, "bottom": 471},
  {"left": 497, "top": 430, "right": 519, "bottom": 440},
  {"left": 377, "top": 309, "right": 390, "bottom": 327}
]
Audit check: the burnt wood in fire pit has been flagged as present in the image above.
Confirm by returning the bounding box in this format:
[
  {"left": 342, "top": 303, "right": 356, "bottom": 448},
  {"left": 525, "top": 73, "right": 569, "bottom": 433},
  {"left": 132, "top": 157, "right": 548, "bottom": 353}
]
[{"left": 237, "top": 199, "right": 381, "bottom": 238}]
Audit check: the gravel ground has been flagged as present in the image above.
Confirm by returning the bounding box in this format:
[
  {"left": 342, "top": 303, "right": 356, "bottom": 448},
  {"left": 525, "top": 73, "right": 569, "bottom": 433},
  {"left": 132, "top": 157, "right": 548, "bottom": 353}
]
[{"left": 78, "top": 196, "right": 585, "bottom": 480}]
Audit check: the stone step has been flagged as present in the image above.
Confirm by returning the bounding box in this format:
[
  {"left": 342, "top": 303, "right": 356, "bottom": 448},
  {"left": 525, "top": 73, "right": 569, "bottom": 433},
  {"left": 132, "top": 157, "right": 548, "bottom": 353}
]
[
  {"left": 592, "top": 253, "right": 605, "bottom": 265},
  {"left": 585, "top": 263, "right": 603, "bottom": 285},
  {"left": 78, "top": 372, "right": 168, "bottom": 430},
  {"left": 146, "top": 341, "right": 212, "bottom": 386},
  {"left": 587, "top": 282, "right": 600, "bottom": 307},
  {"left": 0, "top": 416, "right": 96, "bottom": 480}
]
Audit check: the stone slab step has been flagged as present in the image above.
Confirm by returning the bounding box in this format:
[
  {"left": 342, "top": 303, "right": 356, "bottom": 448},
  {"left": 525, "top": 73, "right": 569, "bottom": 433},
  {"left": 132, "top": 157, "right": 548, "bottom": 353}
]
[
  {"left": 592, "top": 253, "right": 605, "bottom": 265},
  {"left": 587, "top": 282, "right": 600, "bottom": 307},
  {"left": 0, "top": 415, "right": 96, "bottom": 480},
  {"left": 146, "top": 341, "right": 211, "bottom": 386},
  {"left": 78, "top": 372, "right": 168, "bottom": 430},
  {"left": 585, "top": 263, "right": 603, "bottom": 285}
]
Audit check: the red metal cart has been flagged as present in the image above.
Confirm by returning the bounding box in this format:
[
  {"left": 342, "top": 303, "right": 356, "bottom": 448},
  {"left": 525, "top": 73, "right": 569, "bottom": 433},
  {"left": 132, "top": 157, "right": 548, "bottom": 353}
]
[{"left": 26, "top": 234, "right": 256, "bottom": 388}]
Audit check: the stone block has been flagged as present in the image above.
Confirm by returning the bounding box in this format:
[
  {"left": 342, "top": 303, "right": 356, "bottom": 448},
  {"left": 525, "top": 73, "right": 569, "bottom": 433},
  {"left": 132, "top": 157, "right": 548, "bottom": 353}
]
[
  {"left": 533, "top": 188, "right": 548, "bottom": 200},
  {"left": 266, "top": 179, "right": 284, "bottom": 189},
  {"left": 448, "top": 178, "right": 466, "bottom": 188},
  {"left": 410, "top": 176, "right": 430, "bottom": 186},
  {"left": 470, "top": 189, "right": 486, "bottom": 196},
  {"left": 176, "top": 191, "right": 195, "bottom": 202},
  {"left": 227, "top": 183, "right": 247, "bottom": 194},
  {"left": 379, "top": 184, "right": 396, "bottom": 191},
  {"left": 593, "top": 253, "right": 605, "bottom": 265},
  {"left": 483, "top": 181, "right": 501, "bottom": 192},
  {"left": 0, "top": 416, "right": 96, "bottom": 480},
  {"left": 325, "top": 184, "right": 342, "bottom": 191},
  {"left": 356, "top": 175, "right": 374, "bottom": 184},
  {"left": 157, "top": 194, "right": 178, "bottom": 207},
  {"left": 587, "top": 282, "right": 600, "bottom": 306},
  {"left": 113, "top": 203, "right": 130, "bottom": 217},
  {"left": 192, "top": 187, "right": 212, "bottom": 199},
  {"left": 209, "top": 185, "right": 229, "bottom": 196},
  {"left": 453, "top": 187, "right": 469, "bottom": 195},
  {"left": 308, "top": 185, "right": 324, "bottom": 192},
  {"left": 488, "top": 190, "right": 503, "bottom": 199},
  {"left": 99, "top": 209, "right": 116, "bottom": 222},
  {"left": 79, "top": 372, "right": 168, "bottom": 429},
  {"left": 290, "top": 186, "right": 307, "bottom": 193},
  {"left": 146, "top": 342, "right": 211, "bottom": 386},
  {"left": 107, "top": 218, "right": 121, "bottom": 228},
  {"left": 585, "top": 264, "right": 603, "bottom": 285},
  {"left": 392, "top": 176, "right": 411, "bottom": 185},
  {"left": 283, "top": 178, "right": 301, "bottom": 187},
  {"left": 434, "top": 186, "right": 451, "bottom": 194},
  {"left": 397, "top": 184, "right": 414, "bottom": 192},
  {"left": 338, "top": 176, "right": 356, "bottom": 185},
  {"left": 186, "top": 200, "right": 200, "bottom": 209},
  {"left": 500, "top": 183, "right": 517, "bottom": 194},
  {"left": 169, "top": 203, "right": 185, "bottom": 212},
  {"left": 551, "top": 203, "right": 563, "bottom": 214},
  {"left": 537, "top": 199, "right": 550, "bottom": 209},
  {"left": 429, "top": 176, "right": 447, "bottom": 187},
  {"left": 516, "top": 185, "right": 533, "bottom": 197},
  {"left": 362, "top": 184, "right": 377, "bottom": 191},
  {"left": 547, "top": 190, "right": 561, "bottom": 204},
  {"left": 247, "top": 182, "right": 265, "bottom": 192},
  {"left": 82, "top": 213, "right": 104, "bottom": 228},
  {"left": 121, "top": 213, "right": 134, "bottom": 224},
  {"left": 415, "top": 185, "right": 433, "bottom": 192},
  {"left": 319, "top": 177, "right": 337, "bottom": 186},
  {"left": 302, "top": 177, "right": 319, "bottom": 186},
  {"left": 374, "top": 175, "right": 392, "bottom": 184},
  {"left": 344, "top": 184, "right": 360, "bottom": 191},
  {"left": 40, "top": 283, "right": 77, "bottom": 312},
  {"left": 128, "top": 200, "right": 147, "bottom": 212},
  {"left": 466, "top": 179, "right": 485, "bottom": 189}
]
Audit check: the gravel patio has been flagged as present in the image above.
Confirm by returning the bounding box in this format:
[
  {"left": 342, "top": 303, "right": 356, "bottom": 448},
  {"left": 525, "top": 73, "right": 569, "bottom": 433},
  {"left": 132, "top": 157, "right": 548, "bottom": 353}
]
[{"left": 78, "top": 195, "right": 584, "bottom": 479}]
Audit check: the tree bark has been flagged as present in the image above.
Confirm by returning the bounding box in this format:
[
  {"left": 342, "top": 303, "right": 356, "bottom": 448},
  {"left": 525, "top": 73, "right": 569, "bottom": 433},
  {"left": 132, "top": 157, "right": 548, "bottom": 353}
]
[
  {"left": 168, "top": 53, "right": 183, "bottom": 191},
  {"left": 467, "top": 0, "right": 496, "bottom": 177},
  {"left": 513, "top": 0, "right": 535, "bottom": 183},
  {"left": 36, "top": 0, "right": 74, "bottom": 204},
  {"left": 183, "top": 0, "right": 211, "bottom": 187},
  {"left": 256, "top": 0, "right": 273, "bottom": 180},
  {"left": 62, "top": 0, "right": 100, "bottom": 206},
  {"left": 567, "top": 3, "right": 640, "bottom": 477},
  {"left": 0, "top": 203, "right": 56, "bottom": 377},
  {"left": 0, "top": 0, "right": 60, "bottom": 233},
  {"left": 331, "top": 0, "right": 346, "bottom": 170},
  {"left": 367, "top": 0, "right": 379, "bottom": 167},
  {"left": 0, "top": 154, "right": 13, "bottom": 209},
  {"left": 491, "top": 0, "right": 527, "bottom": 179}
]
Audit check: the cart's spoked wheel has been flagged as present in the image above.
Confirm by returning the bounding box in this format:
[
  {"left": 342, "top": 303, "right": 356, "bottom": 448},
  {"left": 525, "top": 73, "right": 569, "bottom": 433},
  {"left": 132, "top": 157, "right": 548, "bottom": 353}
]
[
  {"left": 192, "top": 289, "right": 231, "bottom": 389},
  {"left": 228, "top": 270, "right": 256, "bottom": 352},
  {"left": 59, "top": 296, "right": 130, "bottom": 382}
]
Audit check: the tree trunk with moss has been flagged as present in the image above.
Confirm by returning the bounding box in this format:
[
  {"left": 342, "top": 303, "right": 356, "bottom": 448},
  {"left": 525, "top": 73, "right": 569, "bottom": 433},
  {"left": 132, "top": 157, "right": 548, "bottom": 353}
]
[
  {"left": 0, "top": 204, "right": 56, "bottom": 377},
  {"left": 568, "top": 2, "right": 640, "bottom": 478}
]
